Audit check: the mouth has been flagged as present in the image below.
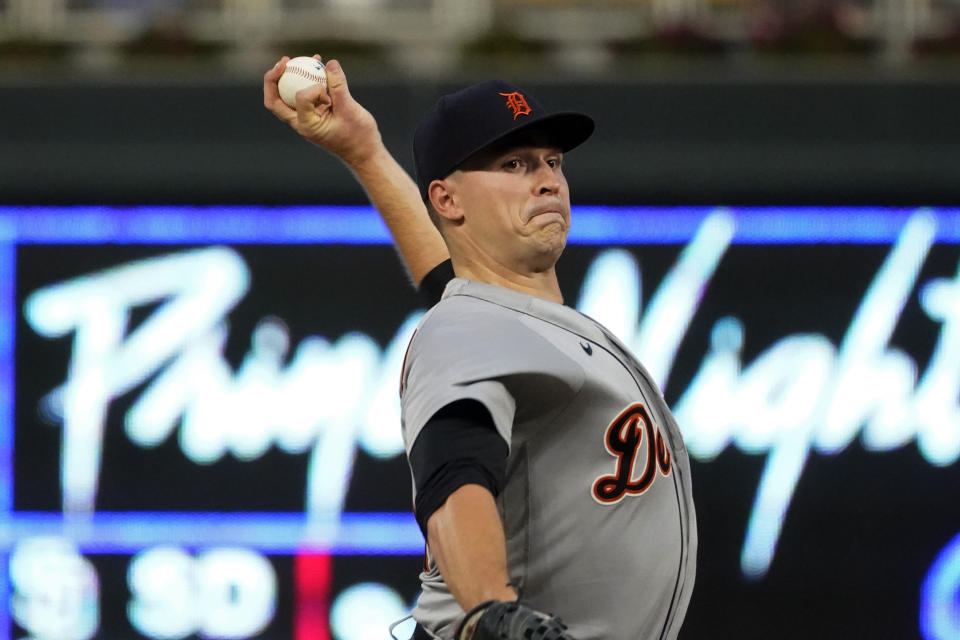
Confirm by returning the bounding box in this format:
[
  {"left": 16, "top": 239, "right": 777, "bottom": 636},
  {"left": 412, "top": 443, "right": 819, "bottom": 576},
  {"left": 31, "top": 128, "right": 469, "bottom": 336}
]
[{"left": 527, "top": 204, "right": 567, "bottom": 223}]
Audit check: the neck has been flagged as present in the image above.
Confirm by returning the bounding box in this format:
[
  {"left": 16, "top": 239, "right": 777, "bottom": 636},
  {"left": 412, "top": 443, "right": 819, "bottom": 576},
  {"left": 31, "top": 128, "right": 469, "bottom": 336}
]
[{"left": 451, "top": 256, "right": 564, "bottom": 304}]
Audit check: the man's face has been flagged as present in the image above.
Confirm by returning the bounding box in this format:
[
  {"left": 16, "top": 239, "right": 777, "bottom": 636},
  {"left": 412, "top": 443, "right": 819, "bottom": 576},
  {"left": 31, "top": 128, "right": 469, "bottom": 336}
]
[{"left": 445, "top": 136, "right": 571, "bottom": 274}]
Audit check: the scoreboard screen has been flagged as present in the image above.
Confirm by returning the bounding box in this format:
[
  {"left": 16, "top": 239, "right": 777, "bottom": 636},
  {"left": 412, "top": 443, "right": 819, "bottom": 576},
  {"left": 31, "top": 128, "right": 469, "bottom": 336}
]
[{"left": 2, "top": 205, "right": 959, "bottom": 640}]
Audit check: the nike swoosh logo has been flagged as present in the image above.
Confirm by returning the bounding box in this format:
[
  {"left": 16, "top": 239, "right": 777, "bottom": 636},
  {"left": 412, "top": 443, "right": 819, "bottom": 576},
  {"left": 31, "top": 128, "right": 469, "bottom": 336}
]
[{"left": 580, "top": 341, "right": 593, "bottom": 355}]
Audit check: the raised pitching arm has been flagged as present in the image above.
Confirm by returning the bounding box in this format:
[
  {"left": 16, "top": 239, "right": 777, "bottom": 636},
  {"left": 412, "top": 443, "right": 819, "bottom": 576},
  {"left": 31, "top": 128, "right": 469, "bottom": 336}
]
[{"left": 263, "top": 56, "right": 450, "bottom": 286}]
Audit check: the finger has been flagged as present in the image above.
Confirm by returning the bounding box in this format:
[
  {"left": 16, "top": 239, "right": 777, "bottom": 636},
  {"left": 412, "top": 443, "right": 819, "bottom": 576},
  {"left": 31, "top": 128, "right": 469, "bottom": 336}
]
[
  {"left": 323, "top": 59, "right": 351, "bottom": 101},
  {"left": 300, "top": 80, "right": 331, "bottom": 110},
  {"left": 295, "top": 83, "right": 327, "bottom": 120},
  {"left": 263, "top": 57, "right": 288, "bottom": 104},
  {"left": 264, "top": 56, "right": 288, "bottom": 84},
  {"left": 263, "top": 57, "right": 297, "bottom": 121}
]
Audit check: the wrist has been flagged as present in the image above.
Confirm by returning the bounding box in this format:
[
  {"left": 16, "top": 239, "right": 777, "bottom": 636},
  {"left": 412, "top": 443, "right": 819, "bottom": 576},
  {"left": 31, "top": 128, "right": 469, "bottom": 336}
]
[
  {"left": 490, "top": 584, "right": 519, "bottom": 603},
  {"left": 341, "top": 134, "right": 386, "bottom": 173},
  {"left": 465, "top": 583, "right": 517, "bottom": 610}
]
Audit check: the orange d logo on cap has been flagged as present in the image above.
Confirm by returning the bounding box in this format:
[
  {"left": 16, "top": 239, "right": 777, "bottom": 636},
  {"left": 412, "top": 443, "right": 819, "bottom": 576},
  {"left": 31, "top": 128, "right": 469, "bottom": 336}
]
[{"left": 499, "top": 91, "right": 532, "bottom": 120}]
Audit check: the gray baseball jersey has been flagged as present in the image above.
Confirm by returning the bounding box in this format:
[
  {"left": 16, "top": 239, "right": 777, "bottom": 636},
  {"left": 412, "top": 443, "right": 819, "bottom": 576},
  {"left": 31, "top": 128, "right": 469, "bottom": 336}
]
[{"left": 400, "top": 278, "right": 697, "bottom": 640}]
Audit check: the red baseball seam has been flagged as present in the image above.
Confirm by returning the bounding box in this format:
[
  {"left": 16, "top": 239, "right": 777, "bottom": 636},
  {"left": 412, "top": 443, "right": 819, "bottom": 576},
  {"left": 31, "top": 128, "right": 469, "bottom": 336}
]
[{"left": 286, "top": 66, "right": 325, "bottom": 82}]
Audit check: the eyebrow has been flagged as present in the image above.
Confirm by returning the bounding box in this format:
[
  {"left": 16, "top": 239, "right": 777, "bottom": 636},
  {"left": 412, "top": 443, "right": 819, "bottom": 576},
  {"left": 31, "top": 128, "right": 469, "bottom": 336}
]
[
  {"left": 458, "top": 142, "right": 562, "bottom": 173},
  {"left": 490, "top": 145, "right": 564, "bottom": 160}
]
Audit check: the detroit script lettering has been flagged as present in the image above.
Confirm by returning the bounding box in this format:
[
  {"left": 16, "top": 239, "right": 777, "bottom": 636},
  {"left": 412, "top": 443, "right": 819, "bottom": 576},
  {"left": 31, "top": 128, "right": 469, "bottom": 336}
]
[{"left": 593, "top": 403, "right": 672, "bottom": 504}]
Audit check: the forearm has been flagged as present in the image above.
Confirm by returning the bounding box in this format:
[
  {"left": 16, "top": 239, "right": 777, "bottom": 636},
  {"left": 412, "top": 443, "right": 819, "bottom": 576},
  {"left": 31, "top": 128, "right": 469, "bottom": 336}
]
[
  {"left": 426, "top": 484, "right": 518, "bottom": 610},
  {"left": 347, "top": 144, "right": 450, "bottom": 285},
  {"left": 263, "top": 57, "right": 449, "bottom": 286}
]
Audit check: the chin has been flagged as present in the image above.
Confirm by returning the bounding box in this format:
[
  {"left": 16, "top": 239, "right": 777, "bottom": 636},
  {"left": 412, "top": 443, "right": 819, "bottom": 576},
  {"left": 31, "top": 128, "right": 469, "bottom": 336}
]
[
  {"left": 538, "top": 220, "right": 568, "bottom": 245},
  {"left": 529, "top": 224, "right": 567, "bottom": 269}
]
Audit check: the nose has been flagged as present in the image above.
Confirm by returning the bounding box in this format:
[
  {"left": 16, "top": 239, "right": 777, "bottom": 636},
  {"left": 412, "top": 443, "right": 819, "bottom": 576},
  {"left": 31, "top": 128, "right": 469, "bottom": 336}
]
[{"left": 534, "top": 160, "right": 561, "bottom": 196}]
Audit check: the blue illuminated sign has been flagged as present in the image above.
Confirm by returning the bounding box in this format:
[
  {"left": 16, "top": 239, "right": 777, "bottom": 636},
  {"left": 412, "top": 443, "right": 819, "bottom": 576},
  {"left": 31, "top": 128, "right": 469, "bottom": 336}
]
[
  {"left": 2, "top": 205, "right": 959, "bottom": 640},
  {"left": 922, "top": 532, "right": 960, "bottom": 640}
]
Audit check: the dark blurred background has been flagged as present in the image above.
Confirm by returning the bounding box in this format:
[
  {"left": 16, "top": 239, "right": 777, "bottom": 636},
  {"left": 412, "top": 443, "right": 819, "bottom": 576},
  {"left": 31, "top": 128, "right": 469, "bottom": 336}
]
[{"left": 1, "top": 0, "right": 959, "bottom": 206}]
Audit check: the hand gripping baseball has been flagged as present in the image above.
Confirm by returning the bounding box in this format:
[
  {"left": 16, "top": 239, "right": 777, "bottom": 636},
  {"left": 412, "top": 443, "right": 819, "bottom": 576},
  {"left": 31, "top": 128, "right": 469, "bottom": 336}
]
[
  {"left": 455, "top": 601, "right": 578, "bottom": 640},
  {"left": 263, "top": 56, "right": 382, "bottom": 168}
]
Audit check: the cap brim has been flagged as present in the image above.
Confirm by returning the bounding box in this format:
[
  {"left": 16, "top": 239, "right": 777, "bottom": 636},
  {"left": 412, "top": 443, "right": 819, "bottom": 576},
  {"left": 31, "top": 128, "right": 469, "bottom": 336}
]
[
  {"left": 451, "top": 111, "right": 595, "bottom": 175},
  {"left": 518, "top": 111, "right": 595, "bottom": 153}
]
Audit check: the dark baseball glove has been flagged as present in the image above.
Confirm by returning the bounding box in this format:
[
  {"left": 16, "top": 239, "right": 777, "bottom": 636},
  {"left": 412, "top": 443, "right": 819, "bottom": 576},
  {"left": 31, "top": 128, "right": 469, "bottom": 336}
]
[{"left": 454, "top": 600, "right": 578, "bottom": 640}]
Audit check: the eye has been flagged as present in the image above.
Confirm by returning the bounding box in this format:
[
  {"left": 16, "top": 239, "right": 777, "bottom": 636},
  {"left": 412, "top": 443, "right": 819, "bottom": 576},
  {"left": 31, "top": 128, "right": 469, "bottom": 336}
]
[{"left": 502, "top": 158, "right": 521, "bottom": 170}]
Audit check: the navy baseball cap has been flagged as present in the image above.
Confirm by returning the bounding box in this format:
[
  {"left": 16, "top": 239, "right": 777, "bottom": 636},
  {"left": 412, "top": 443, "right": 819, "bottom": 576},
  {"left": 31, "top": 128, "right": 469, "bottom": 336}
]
[{"left": 413, "top": 79, "right": 595, "bottom": 201}]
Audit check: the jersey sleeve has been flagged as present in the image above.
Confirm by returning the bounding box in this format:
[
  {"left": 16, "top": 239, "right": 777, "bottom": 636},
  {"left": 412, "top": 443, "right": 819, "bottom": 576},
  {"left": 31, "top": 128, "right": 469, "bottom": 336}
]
[
  {"left": 417, "top": 259, "right": 455, "bottom": 307},
  {"left": 400, "top": 296, "right": 585, "bottom": 453}
]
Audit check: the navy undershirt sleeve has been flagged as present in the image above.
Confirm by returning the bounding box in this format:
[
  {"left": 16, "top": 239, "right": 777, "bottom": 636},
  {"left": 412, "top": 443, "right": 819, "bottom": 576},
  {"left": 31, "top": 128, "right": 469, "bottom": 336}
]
[
  {"left": 408, "top": 399, "right": 508, "bottom": 537},
  {"left": 417, "top": 259, "right": 455, "bottom": 307}
]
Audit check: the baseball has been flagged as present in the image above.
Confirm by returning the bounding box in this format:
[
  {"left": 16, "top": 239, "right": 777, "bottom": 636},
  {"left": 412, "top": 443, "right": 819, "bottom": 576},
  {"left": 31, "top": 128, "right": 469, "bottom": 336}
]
[{"left": 278, "top": 56, "right": 327, "bottom": 108}]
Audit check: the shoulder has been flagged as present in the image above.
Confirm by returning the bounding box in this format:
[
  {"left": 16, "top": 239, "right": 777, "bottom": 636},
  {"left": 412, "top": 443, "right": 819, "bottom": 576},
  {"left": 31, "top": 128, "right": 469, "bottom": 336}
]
[
  {"left": 409, "top": 293, "right": 523, "bottom": 361},
  {"left": 408, "top": 292, "right": 582, "bottom": 384},
  {"left": 417, "top": 278, "right": 541, "bottom": 331},
  {"left": 422, "top": 292, "right": 514, "bottom": 330}
]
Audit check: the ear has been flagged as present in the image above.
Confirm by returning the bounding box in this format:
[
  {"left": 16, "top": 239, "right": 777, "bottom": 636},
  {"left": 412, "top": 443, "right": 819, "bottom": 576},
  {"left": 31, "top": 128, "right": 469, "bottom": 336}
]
[{"left": 428, "top": 178, "right": 464, "bottom": 223}]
